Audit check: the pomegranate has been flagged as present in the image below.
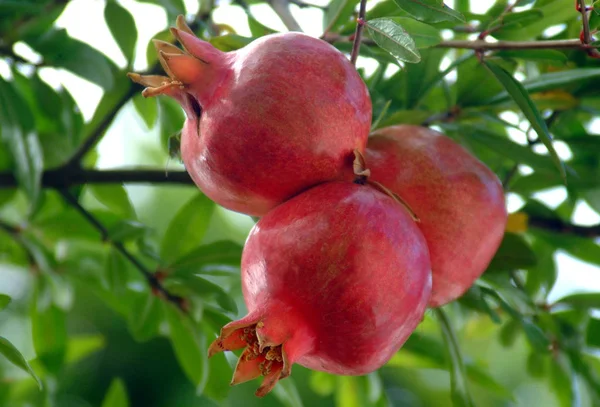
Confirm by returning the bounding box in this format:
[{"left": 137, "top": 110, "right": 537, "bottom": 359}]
[
  {"left": 208, "top": 181, "right": 432, "bottom": 396},
  {"left": 365, "top": 125, "right": 507, "bottom": 307},
  {"left": 128, "top": 17, "right": 372, "bottom": 216}
]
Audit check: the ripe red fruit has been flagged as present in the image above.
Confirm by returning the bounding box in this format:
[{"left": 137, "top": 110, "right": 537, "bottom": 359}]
[
  {"left": 129, "top": 17, "right": 372, "bottom": 216},
  {"left": 208, "top": 181, "right": 432, "bottom": 396},
  {"left": 365, "top": 125, "right": 507, "bottom": 307}
]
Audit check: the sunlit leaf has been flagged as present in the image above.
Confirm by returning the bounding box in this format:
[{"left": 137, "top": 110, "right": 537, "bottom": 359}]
[
  {"left": 484, "top": 61, "right": 566, "bottom": 183},
  {"left": 104, "top": 1, "right": 137, "bottom": 64},
  {"left": 365, "top": 18, "right": 421, "bottom": 63}
]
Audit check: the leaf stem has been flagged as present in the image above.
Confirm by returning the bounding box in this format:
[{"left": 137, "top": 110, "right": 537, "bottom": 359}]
[{"left": 57, "top": 188, "right": 188, "bottom": 312}]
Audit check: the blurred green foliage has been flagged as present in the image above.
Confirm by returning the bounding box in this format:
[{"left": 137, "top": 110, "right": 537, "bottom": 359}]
[{"left": 1, "top": 0, "right": 600, "bottom": 406}]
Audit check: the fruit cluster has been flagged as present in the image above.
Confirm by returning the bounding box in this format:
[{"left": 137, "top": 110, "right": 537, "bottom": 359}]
[{"left": 130, "top": 16, "right": 507, "bottom": 397}]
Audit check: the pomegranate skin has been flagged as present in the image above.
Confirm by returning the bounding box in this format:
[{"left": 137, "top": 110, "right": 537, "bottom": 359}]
[
  {"left": 366, "top": 125, "right": 507, "bottom": 307},
  {"left": 208, "top": 181, "right": 432, "bottom": 396},
  {"left": 131, "top": 19, "right": 371, "bottom": 216}
]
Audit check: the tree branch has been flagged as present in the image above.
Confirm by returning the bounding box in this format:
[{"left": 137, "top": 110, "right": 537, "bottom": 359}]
[
  {"left": 57, "top": 188, "right": 188, "bottom": 312},
  {"left": 0, "top": 168, "right": 193, "bottom": 189},
  {"left": 578, "top": 0, "right": 600, "bottom": 58},
  {"left": 350, "top": 0, "right": 368, "bottom": 65},
  {"left": 529, "top": 215, "right": 600, "bottom": 238}
]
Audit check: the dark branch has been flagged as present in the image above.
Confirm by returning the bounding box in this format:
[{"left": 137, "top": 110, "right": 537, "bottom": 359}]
[
  {"left": 529, "top": 215, "right": 600, "bottom": 238},
  {"left": 350, "top": 0, "right": 368, "bottom": 65},
  {"left": 0, "top": 168, "right": 193, "bottom": 189},
  {"left": 58, "top": 188, "right": 188, "bottom": 312}
]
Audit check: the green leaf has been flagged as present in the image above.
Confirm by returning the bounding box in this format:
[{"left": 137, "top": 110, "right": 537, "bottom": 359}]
[
  {"left": 160, "top": 193, "right": 215, "bottom": 264},
  {"left": 128, "top": 294, "right": 163, "bottom": 342},
  {"left": 31, "top": 300, "right": 67, "bottom": 373},
  {"left": 324, "top": 0, "right": 360, "bottom": 32},
  {"left": 132, "top": 93, "right": 158, "bottom": 129},
  {"left": 164, "top": 303, "right": 209, "bottom": 391},
  {"left": 0, "top": 77, "right": 43, "bottom": 210},
  {"left": 158, "top": 97, "right": 186, "bottom": 151},
  {"left": 105, "top": 247, "right": 128, "bottom": 295},
  {"left": 494, "top": 49, "right": 568, "bottom": 65},
  {"left": 88, "top": 185, "right": 135, "bottom": 218},
  {"left": 492, "top": 9, "right": 543, "bottom": 32},
  {"left": 487, "top": 233, "right": 537, "bottom": 272},
  {"left": 310, "top": 371, "right": 336, "bottom": 396},
  {"left": 0, "top": 294, "right": 10, "bottom": 311},
  {"left": 169, "top": 241, "right": 242, "bottom": 276},
  {"left": 209, "top": 34, "right": 253, "bottom": 52},
  {"left": 106, "top": 220, "right": 147, "bottom": 242},
  {"left": 556, "top": 293, "right": 600, "bottom": 309},
  {"left": 489, "top": 68, "right": 600, "bottom": 104},
  {"left": 101, "top": 378, "right": 130, "bottom": 407},
  {"left": 0, "top": 336, "right": 42, "bottom": 389},
  {"left": 66, "top": 334, "right": 106, "bottom": 364},
  {"left": 104, "top": 1, "right": 137, "bottom": 64},
  {"left": 534, "top": 230, "right": 600, "bottom": 266},
  {"left": 586, "top": 318, "right": 600, "bottom": 348},
  {"left": 168, "top": 276, "right": 237, "bottom": 314},
  {"left": 460, "top": 125, "right": 557, "bottom": 171},
  {"left": 484, "top": 60, "right": 566, "bottom": 183},
  {"left": 435, "top": 308, "right": 475, "bottom": 407},
  {"left": 365, "top": 18, "right": 421, "bottom": 63},
  {"left": 388, "top": 17, "right": 441, "bottom": 48},
  {"left": 392, "top": 0, "right": 465, "bottom": 23},
  {"left": 27, "top": 28, "right": 116, "bottom": 90}
]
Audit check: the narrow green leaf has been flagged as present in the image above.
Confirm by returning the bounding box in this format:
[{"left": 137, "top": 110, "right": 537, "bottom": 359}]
[
  {"left": 105, "top": 247, "right": 128, "bottom": 294},
  {"left": 31, "top": 281, "right": 68, "bottom": 373},
  {"left": 128, "top": 294, "right": 163, "bottom": 342},
  {"left": 164, "top": 303, "right": 209, "bottom": 392},
  {"left": 168, "top": 276, "right": 237, "bottom": 314},
  {"left": 371, "top": 100, "right": 392, "bottom": 131},
  {"left": 0, "top": 336, "right": 42, "bottom": 389},
  {"left": 388, "top": 17, "right": 441, "bottom": 48},
  {"left": 324, "top": 0, "right": 360, "bottom": 32},
  {"left": 365, "top": 18, "right": 421, "bottom": 63},
  {"left": 104, "top": 1, "right": 137, "bottom": 64},
  {"left": 487, "top": 233, "right": 537, "bottom": 272},
  {"left": 0, "top": 78, "right": 43, "bottom": 209},
  {"left": 489, "top": 68, "right": 600, "bottom": 104},
  {"left": 0, "top": 294, "right": 10, "bottom": 311},
  {"left": 27, "top": 28, "right": 116, "bottom": 90},
  {"left": 556, "top": 293, "right": 600, "bottom": 309},
  {"left": 484, "top": 61, "right": 566, "bottom": 183},
  {"left": 88, "top": 185, "right": 135, "bottom": 218},
  {"left": 132, "top": 93, "right": 158, "bottom": 129},
  {"left": 435, "top": 308, "right": 475, "bottom": 407},
  {"left": 460, "top": 125, "right": 557, "bottom": 171},
  {"left": 494, "top": 50, "right": 567, "bottom": 65},
  {"left": 106, "top": 220, "right": 147, "bottom": 242},
  {"left": 493, "top": 9, "right": 543, "bottom": 31},
  {"left": 160, "top": 193, "right": 215, "bottom": 264},
  {"left": 101, "top": 377, "right": 130, "bottom": 407},
  {"left": 169, "top": 241, "right": 242, "bottom": 275},
  {"left": 393, "top": 0, "right": 465, "bottom": 23},
  {"left": 66, "top": 334, "right": 106, "bottom": 365}
]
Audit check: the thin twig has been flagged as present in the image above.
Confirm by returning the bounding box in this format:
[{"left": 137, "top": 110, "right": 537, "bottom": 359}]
[
  {"left": 58, "top": 188, "right": 188, "bottom": 312},
  {"left": 478, "top": 0, "right": 524, "bottom": 40},
  {"left": 578, "top": 0, "right": 600, "bottom": 58},
  {"left": 350, "top": 0, "right": 368, "bottom": 65}
]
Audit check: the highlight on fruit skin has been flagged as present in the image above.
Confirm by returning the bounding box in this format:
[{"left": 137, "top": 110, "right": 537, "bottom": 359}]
[
  {"left": 365, "top": 125, "right": 508, "bottom": 307},
  {"left": 128, "top": 16, "right": 372, "bottom": 217},
  {"left": 208, "top": 181, "right": 432, "bottom": 396}
]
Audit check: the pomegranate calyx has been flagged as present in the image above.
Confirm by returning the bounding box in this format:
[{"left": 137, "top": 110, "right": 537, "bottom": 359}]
[{"left": 208, "top": 321, "right": 293, "bottom": 397}]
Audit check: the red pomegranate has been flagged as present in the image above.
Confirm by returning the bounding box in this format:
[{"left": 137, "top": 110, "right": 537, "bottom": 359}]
[
  {"left": 208, "top": 181, "right": 432, "bottom": 396},
  {"left": 366, "top": 125, "right": 507, "bottom": 307},
  {"left": 129, "top": 17, "right": 371, "bottom": 216}
]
